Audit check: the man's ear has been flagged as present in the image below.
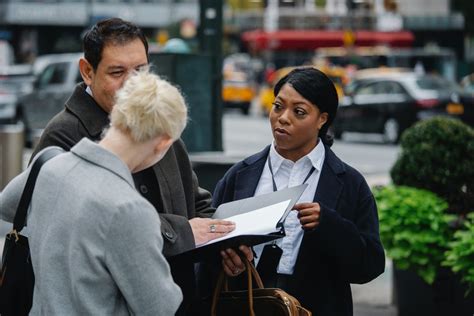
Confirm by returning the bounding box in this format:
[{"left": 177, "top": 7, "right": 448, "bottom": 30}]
[{"left": 79, "top": 58, "right": 94, "bottom": 86}]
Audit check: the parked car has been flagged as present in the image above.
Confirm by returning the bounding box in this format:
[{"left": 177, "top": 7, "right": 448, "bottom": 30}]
[
  {"left": 222, "top": 71, "right": 255, "bottom": 115},
  {"left": 0, "top": 64, "right": 35, "bottom": 124},
  {"left": 16, "top": 53, "right": 83, "bottom": 146},
  {"left": 0, "top": 93, "right": 18, "bottom": 124},
  {"left": 332, "top": 69, "right": 474, "bottom": 143},
  {"left": 460, "top": 73, "right": 474, "bottom": 94},
  {"left": 221, "top": 53, "right": 257, "bottom": 115}
]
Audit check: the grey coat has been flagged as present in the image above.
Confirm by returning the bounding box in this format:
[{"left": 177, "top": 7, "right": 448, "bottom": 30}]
[
  {"left": 0, "top": 139, "right": 182, "bottom": 315},
  {"left": 31, "top": 83, "right": 215, "bottom": 314},
  {"left": 32, "top": 83, "right": 215, "bottom": 256}
]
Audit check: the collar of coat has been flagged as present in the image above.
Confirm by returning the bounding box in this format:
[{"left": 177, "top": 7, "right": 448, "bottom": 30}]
[
  {"left": 71, "top": 138, "right": 135, "bottom": 188},
  {"left": 65, "top": 82, "right": 110, "bottom": 139}
]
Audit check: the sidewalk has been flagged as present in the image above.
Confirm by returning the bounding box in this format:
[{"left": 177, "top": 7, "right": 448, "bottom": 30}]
[{"left": 355, "top": 304, "right": 397, "bottom": 316}]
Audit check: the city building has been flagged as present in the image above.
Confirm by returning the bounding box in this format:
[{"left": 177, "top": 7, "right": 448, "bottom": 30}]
[
  {"left": 224, "top": 0, "right": 465, "bottom": 79},
  {"left": 0, "top": 0, "right": 199, "bottom": 63},
  {"left": 0, "top": 0, "right": 466, "bottom": 76}
]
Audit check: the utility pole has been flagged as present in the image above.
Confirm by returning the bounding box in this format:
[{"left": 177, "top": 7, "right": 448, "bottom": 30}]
[
  {"left": 264, "top": 0, "right": 279, "bottom": 33},
  {"left": 199, "top": 0, "right": 223, "bottom": 151},
  {"left": 87, "top": 0, "right": 94, "bottom": 26},
  {"left": 263, "top": 0, "right": 278, "bottom": 71}
]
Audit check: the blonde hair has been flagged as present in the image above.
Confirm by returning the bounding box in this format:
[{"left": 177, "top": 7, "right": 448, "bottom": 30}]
[{"left": 110, "top": 69, "right": 188, "bottom": 142}]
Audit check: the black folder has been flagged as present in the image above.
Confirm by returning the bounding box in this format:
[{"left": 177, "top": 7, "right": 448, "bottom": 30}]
[{"left": 168, "top": 232, "right": 284, "bottom": 263}]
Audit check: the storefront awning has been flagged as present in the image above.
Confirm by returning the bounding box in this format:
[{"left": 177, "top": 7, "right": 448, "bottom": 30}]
[{"left": 241, "top": 30, "right": 414, "bottom": 51}]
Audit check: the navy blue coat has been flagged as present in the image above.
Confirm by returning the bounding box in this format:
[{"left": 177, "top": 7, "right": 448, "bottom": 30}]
[{"left": 212, "top": 145, "right": 385, "bottom": 316}]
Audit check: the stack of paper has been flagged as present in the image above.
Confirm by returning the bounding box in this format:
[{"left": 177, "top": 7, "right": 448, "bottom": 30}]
[{"left": 169, "top": 184, "right": 307, "bottom": 262}]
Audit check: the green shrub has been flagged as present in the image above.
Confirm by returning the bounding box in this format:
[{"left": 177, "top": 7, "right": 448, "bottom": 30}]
[
  {"left": 390, "top": 117, "right": 474, "bottom": 216},
  {"left": 374, "top": 185, "right": 456, "bottom": 284},
  {"left": 443, "top": 213, "right": 474, "bottom": 294}
]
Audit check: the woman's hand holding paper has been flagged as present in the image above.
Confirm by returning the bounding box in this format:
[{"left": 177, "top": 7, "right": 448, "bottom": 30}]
[{"left": 189, "top": 218, "right": 236, "bottom": 246}]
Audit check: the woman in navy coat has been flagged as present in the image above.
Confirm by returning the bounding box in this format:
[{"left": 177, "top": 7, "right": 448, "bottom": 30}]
[{"left": 214, "top": 68, "right": 385, "bottom": 316}]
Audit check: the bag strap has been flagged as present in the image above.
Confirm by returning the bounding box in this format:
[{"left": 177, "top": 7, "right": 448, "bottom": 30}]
[
  {"left": 211, "top": 258, "right": 265, "bottom": 316},
  {"left": 13, "top": 147, "right": 64, "bottom": 232},
  {"left": 211, "top": 258, "right": 313, "bottom": 316},
  {"left": 244, "top": 258, "right": 264, "bottom": 289}
]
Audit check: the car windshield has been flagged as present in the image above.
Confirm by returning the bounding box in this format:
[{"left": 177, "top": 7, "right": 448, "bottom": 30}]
[{"left": 415, "top": 76, "right": 460, "bottom": 92}]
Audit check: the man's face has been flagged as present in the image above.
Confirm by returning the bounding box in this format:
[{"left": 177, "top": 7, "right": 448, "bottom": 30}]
[{"left": 82, "top": 39, "right": 148, "bottom": 113}]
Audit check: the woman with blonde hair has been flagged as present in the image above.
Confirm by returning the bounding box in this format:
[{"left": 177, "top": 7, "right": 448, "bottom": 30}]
[{"left": 0, "top": 70, "right": 187, "bottom": 315}]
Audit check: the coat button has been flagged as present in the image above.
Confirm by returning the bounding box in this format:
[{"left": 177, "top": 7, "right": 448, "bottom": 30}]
[
  {"left": 139, "top": 185, "right": 148, "bottom": 194},
  {"left": 165, "top": 231, "right": 173, "bottom": 239}
]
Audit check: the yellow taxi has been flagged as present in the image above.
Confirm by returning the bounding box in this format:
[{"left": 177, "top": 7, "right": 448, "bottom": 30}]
[
  {"left": 259, "top": 65, "right": 348, "bottom": 115},
  {"left": 222, "top": 70, "right": 255, "bottom": 115}
]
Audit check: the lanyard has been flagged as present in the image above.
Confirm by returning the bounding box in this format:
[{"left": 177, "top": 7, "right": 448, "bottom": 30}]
[{"left": 267, "top": 154, "right": 316, "bottom": 192}]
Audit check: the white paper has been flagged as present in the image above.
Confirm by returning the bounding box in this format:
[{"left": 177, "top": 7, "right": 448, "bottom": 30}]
[
  {"left": 198, "top": 199, "right": 291, "bottom": 247},
  {"left": 213, "top": 184, "right": 307, "bottom": 220}
]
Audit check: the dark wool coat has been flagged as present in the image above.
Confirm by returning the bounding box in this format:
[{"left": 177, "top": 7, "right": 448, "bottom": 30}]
[
  {"left": 32, "top": 83, "right": 215, "bottom": 315},
  {"left": 212, "top": 145, "right": 385, "bottom": 316}
]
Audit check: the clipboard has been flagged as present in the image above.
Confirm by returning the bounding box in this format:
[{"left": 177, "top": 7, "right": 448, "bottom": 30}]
[
  {"left": 213, "top": 184, "right": 308, "bottom": 228},
  {"left": 169, "top": 184, "right": 307, "bottom": 263}
]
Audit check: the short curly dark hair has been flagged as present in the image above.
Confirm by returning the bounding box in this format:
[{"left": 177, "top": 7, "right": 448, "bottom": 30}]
[{"left": 82, "top": 18, "right": 148, "bottom": 70}]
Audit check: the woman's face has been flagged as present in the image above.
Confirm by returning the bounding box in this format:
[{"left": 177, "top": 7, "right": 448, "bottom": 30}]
[{"left": 270, "top": 83, "right": 328, "bottom": 161}]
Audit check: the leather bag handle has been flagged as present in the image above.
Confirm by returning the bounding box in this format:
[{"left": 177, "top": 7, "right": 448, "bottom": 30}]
[
  {"left": 211, "top": 258, "right": 265, "bottom": 316},
  {"left": 13, "top": 147, "right": 64, "bottom": 232}
]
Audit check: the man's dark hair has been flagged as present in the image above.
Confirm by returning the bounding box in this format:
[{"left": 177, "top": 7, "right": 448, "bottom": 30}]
[
  {"left": 274, "top": 67, "right": 339, "bottom": 147},
  {"left": 82, "top": 18, "right": 149, "bottom": 70}
]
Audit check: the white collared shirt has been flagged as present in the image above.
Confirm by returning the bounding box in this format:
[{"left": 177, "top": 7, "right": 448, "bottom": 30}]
[
  {"left": 86, "top": 85, "right": 93, "bottom": 97},
  {"left": 254, "top": 139, "right": 325, "bottom": 274}
]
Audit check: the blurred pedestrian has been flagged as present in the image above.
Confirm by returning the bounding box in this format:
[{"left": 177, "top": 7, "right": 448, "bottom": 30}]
[
  {"left": 29, "top": 17, "right": 251, "bottom": 315},
  {"left": 0, "top": 70, "right": 187, "bottom": 315},
  {"left": 212, "top": 67, "right": 385, "bottom": 316}
]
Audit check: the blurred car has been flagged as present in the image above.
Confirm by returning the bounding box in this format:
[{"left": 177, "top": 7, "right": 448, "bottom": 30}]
[
  {"left": 0, "top": 64, "right": 35, "bottom": 96},
  {"left": 0, "top": 64, "right": 35, "bottom": 124},
  {"left": 0, "top": 93, "right": 18, "bottom": 124},
  {"left": 222, "top": 71, "right": 255, "bottom": 115},
  {"left": 332, "top": 68, "right": 474, "bottom": 143},
  {"left": 460, "top": 73, "right": 474, "bottom": 94},
  {"left": 222, "top": 54, "right": 256, "bottom": 115},
  {"left": 259, "top": 65, "right": 347, "bottom": 115},
  {"left": 17, "top": 53, "right": 83, "bottom": 146}
]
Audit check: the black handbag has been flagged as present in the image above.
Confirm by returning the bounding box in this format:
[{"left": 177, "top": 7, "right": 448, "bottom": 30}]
[
  {"left": 211, "top": 258, "right": 312, "bottom": 316},
  {"left": 0, "top": 148, "right": 63, "bottom": 316}
]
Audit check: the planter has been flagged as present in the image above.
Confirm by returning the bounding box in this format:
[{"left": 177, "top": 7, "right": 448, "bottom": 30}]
[
  {"left": 393, "top": 266, "right": 435, "bottom": 316},
  {"left": 393, "top": 265, "right": 474, "bottom": 316}
]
